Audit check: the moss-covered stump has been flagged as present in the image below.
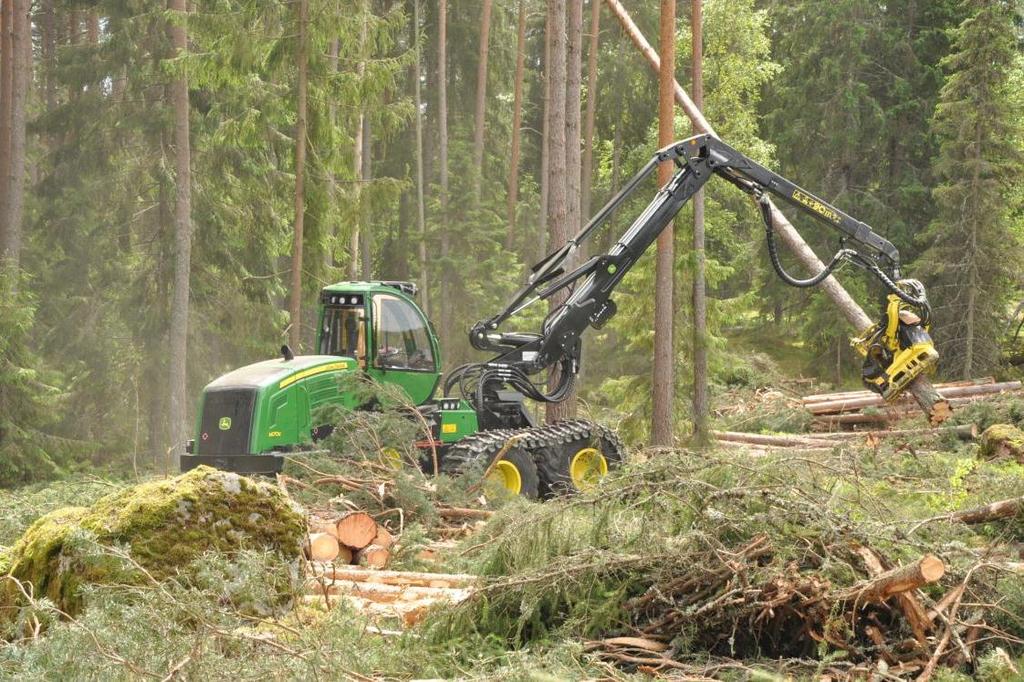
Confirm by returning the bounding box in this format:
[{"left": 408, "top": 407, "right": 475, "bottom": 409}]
[
  {"left": 0, "top": 466, "right": 305, "bottom": 625},
  {"left": 979, "top": 424, "right": 1024, "bottom": 462}
]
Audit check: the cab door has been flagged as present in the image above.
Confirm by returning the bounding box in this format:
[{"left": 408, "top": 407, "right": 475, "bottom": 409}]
[{"left": 366, "top": 292, "right": 440, "bottom": 405}]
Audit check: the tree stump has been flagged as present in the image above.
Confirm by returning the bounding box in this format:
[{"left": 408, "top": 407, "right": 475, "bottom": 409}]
[{"left": 979, "top": 424, "right": 1024, "bottom": 463}]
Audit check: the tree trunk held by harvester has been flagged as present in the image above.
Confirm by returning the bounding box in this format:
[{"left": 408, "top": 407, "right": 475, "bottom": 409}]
[
  {"left": 603, "top": 0, "right": 948, "bottom": 424},
  {"left": 650, "top": 0, "right": 675, "bottom": 447},
  {"left": 167, "top": 0, "right": 193, "bottom": 469}
]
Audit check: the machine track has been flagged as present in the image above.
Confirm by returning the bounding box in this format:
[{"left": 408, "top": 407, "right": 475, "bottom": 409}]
[{"left": 440, "top": 419, "right": 626, "bottom": 499}]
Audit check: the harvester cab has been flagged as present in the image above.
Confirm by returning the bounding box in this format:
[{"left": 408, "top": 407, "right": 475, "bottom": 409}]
[{"left": 182, "top": 281, "right": 444, "bottom": 474}]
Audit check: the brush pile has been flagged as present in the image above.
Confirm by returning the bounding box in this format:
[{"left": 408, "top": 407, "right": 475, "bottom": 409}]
[{"left": 432, "top": 445, "right": 1024, "bottom": 679}]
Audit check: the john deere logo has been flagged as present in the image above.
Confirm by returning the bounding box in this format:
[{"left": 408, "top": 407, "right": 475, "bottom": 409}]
[{"left": 218, "top": 417, "right": 232, "bottom": 431}]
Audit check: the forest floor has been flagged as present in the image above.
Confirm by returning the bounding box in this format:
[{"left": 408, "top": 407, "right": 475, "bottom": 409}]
[{"left": 1, "top": 382, "right": 1023, "bottom": 680}]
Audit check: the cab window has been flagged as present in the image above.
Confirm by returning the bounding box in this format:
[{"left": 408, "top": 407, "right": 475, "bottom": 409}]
[
  {"left": 372, "top": 294, "right": 435, "bottom": 370},
  {"left": 319, "top": 305, "right": 366, "bottom": 366}
]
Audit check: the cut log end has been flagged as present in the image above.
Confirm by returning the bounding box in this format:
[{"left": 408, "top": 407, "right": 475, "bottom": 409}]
[
  {"left": 305, "top": 532, "right": 341, "bottom": 562},
  {"left": 372, "top": 526, "right": 396, "bottom": 550},
  {"left": 356, "top": 544, "right": 390, "bottom": 569},
  {"left": 336, "top": 511, "right": 379, "bottom": 550}
]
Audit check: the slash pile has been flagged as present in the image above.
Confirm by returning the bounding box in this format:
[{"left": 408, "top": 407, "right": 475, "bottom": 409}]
[{"left": 431, "top": 446, "right": 1024, "bottom": 679}]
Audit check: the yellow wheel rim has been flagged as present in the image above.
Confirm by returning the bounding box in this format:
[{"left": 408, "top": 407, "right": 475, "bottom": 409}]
[
  {"left": 380, "top": 447, "right": 403, "bottom": 470},
  {"left": 485, "top": 460, "right": 522, "bottom": 496},
  {"left": 569, "top": 447, "right": 608, "bottom": 490}
]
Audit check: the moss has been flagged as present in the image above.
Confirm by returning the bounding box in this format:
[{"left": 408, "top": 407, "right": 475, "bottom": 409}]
[
  {"left": 0, "top": 466, "right": 305, "bottom": 627},
  {"left": 979, "top": 424, "right": 1024, "bottom": 462}
]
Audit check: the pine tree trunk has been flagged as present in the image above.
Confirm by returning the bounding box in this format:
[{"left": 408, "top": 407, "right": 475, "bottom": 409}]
[
  {"left": 438, "top": 0, "right": 452, "bottom": 357},
  {"left": 413, "top": 0, "right": 429, "bottom": 316},
  {"left": 288, "top": 0, "right": 309, "bottom": 350},
  {"left": 544, "top": 0, "right": 569, "bottom": 425},
  {"left": 324, "top": 38, "right": 339, "bottom": 269},
  {"left": 581, "top": 0, "right": 600, "bottom": 224},
  {"left": 689, "top": 0, "right": 709, "bottom": 446},
  {"left": 41, "top": 0, "right": 56, "bottom": 113},
  {"left": 2, "top": 0, "right": 29, "bottom": 272},
  {"left": 167, "top": 0, "right": 193, "bottom": 468},
  {"left": 538, "top": 21, "right": 551, "bottom": 262},
  {"left": 472, "top": 0, "right": 493, "bottom": 204},
  {"left": 350, "top": 3, "right": 369, "bottom": 281},
  {"left": 360, "top": 118, "right": 372, "bottom": 280},
  {"left": 651, "top": 0, "right": 676, "bottom": 446},
  {"left": 0, "top": 0, "right": 13, "bottom": 256},
  {"left": 548, "top": 0, "right": 583, "bottom": 422},
  {"left": 505, "top": 0, "right": 527, "bottom": 251}
]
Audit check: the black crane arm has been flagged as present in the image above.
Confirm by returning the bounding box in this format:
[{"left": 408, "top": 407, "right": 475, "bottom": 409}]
[{"left": 454, "top": 134, "right": 929, "bottom": 404}]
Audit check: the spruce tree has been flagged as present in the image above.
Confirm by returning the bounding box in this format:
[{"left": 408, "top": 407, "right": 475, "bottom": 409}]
[{"left": 916, "top": 0, "right": 1023, "bottom": 377}]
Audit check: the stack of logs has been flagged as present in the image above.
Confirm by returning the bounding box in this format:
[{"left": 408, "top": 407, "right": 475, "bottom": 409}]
[
  {"left": 305, "top": 564, "right": 476, "bottom": 627},
  {"left": 802, "top": 377, "right": 1023, "bottom": 430},
  {"left": 305, "top": 511, "right": 394, "bottom": 569},
  {"left": 713, "top": 423, "right": 979, "bottom": 456}
]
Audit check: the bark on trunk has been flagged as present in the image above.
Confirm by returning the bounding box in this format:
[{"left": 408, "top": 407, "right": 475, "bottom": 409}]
[
  {"left": 288, "top": 0, "right": 309, "bottom": 350},
  {"left": 437, "top": 0, "right": 452, "bottom": 356},
  {"left": 412, "top": 0, "right": 429, "bottom": 316},
  {"left": 806, "top": 381, "right": 1021, "bottom": 415},
  {"left": 350, "top": 2, "right": 369, "bottom": 281},
  {"left": 471, "top": 0, "right": 493, "bottom": 204},
  {"left": 580, "top": 0, "right": 600, "bottom": 225},
  {"left": 544, "top": 0, "right": 569, "bottom": 424},
  {"left": 690, "top": 0, "right": 709, "bottom": 447},
  {"left": 360, "top": 118, "right": 372, "bottom": 280},
  {"left": 505, "top": 0, "right": 527, "bottom": 251},
  {"left": 843, "top": 554, "right": 945, "bottom": 604},
  {"left": 603, "top": 0, "right": 949, "bottom": 424},
  {"left": 951, "top": 496, "right": 1022, "bottom": 524},
  {"left": 650, "top": 0, "right": 675, "bottom": 446},
  {"left": 538, "top": 19, "right": 551, "bottom": 260},
  {"left": 167, "top": 0, "right": 193, "bottom": 468},
  {"left": 0, "top": 0, "right": 14, "bottom": 264}
]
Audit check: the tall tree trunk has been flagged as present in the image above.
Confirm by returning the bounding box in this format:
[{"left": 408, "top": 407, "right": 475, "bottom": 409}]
[
  {"left": 87, "top": 12, "right": 99, "bottom": 44},
  {"left": 2, "top": 0, "right": 29, "bottom": 272},
  {"left": 651, "top": 0, "right": 676, "bottom": 446},
  {"left": 413, "top": 0, "right": 429, "bottom": 315},
  {"left": 581, "top": 0, "right": 600, "bottom": 223},
  {"left": 41, "top": 0, "right": 56, "bottom": 113},
  {"left": 438, "top": 0, "right": 452, "bottom": 357},
  {"left": 471, "top": 0, "right": 493, "bottom": 204},
  {"left": 505, "top": 0, "right": 527, "bottom": 251},
  {"left": 544, "top": 0, "right": 569, "bottom": 425},
  {"left": 288, "top": 0, "right": 309, "bottom": 350},
  {"left": 690, "top": 0, "right": 709, "bottom": 446},
  {"left": 325, "top": 38, "right": 339, "bottom": 269},
  {"left": 0, "top": 0, "right": 13, "bottom": 255},
  {"left": 548, "top": 0, "right": 583, "bottom": 422},
  {"left": 350, "top": 3, "right": 369, "bottom": 280},
  {"left": 167, "top": 0, "right": 194, "bottom": 467},
  {"left": 538, "top": 19, "right": 551, "bottom": 261},
  {"left": 360, "top": 118, "right": 372, "bottom": 280}
]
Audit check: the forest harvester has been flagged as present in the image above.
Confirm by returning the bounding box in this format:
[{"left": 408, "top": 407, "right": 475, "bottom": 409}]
[{"left": 182, "top": 134, "right": 938, "bottom": 498}]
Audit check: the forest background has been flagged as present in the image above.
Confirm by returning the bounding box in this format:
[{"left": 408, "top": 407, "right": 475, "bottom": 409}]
[{"left": 0, "top": 0, "right": 1022, "bottom": 485}]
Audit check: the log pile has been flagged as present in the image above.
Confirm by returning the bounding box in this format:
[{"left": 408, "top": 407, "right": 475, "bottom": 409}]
[
  {"left": 305, "top": 564, "right": 477, "bottom": 627},
  {"left": 304, "top": 511, "right": 396, "bottom": 569},
  {"left": 801, "top": 377, "right": 1024, "bottom": 429}
]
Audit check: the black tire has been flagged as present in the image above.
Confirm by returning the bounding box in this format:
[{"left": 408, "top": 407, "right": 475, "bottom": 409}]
[
  {"left": 534, "top": 420, "right": 626, "bottom": 497},
  {"left": 440, "top": 432, "right": 540, "bottom": 499}
]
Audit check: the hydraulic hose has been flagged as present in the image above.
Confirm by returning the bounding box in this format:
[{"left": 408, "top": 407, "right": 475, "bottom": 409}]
[{"left": 759, "top": 197, "right": 855, "bottom": 288}]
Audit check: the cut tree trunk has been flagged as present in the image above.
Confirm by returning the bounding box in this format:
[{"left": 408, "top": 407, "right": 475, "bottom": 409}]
[
  {"left": 806, "top": 381, "right": 1022, "bottom": 415},
  {"left": 801, "top": 378, "right": 992, "bottom": 404},
  {"left": 603, "top": 0, "right": 949, "bottom": 424},
  {"left": 711, "top": 431, "right": 835, "bottom": 448},
  {"left": 372, "top": 525, "right": 395, "bottom": 550},
  {"left": 852, "top": 546, "right": 933, "bottom": 644},
  {"left": 336, "top": 511, "right": 378, "bottom": 550},
  {"left": 844, "top": 554, "right": 945, "bottom": 604},
  {"left": 308, "top": 564, "right": 477, "bottom": 588},
  {"left": 950, "top": 496, "right": 1023, "bottom": 525},
  {"left": 305, "top": 532, "right": 341, "bottom": 562},
  {"left": 810, "top": 423, "right": 978, "bottom": 442},
  {"left": 356, "top": 544, "right": 390, "bottom": 569}
]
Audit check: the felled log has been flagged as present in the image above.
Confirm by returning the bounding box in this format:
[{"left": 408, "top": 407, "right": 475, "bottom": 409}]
[
  {"left": 304, "top": 532, "right": 341, "bottom": 562},
  {"left": 437, "top": 506, "right": 494, "bottom": 521},
  {"left": 715, "top": 440, "right": 831, "bottom": 455},
  {"left": 811, "top": 424, "right": 978, "bottom": 442},
  {"left": 844, "top": 554, "right": 945, "bottom": 605},
  {"left": 801, "top": 378, "right": 993, "bottom": 404},
  {"left": 306, "top": 578, "right": 473, "bottom": 604},
  {"left": 806, "top": 381, "right": 1022, "bottom": 415},
  {"left": 712, "top": 430, "right": 836, "bottom": 448},
  {"left": 336, "top": 511, "right": 378, "bottom": 550},
  {"left": 950, "top": 496, "right": 1023, "bottom": 524},
  {"left": 603, "top": 0, "right": 949, "bottom": 425},
  {"left": 356, "top": 544, "right": 390, "bottom": 569},
  {"left": 307, "top": 564, "right": 477, "bottom": 589},
  {"left": 372, "top": 525, "right": 395, "bottom": 550},
  {"left": 852, "top": 546, "right": 933, "bottom": 643}
]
